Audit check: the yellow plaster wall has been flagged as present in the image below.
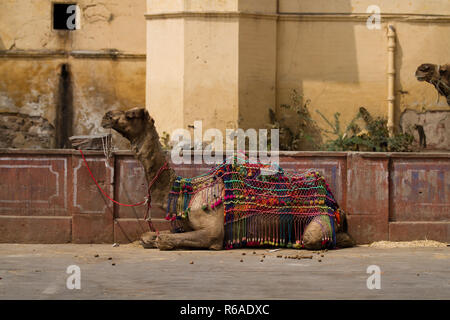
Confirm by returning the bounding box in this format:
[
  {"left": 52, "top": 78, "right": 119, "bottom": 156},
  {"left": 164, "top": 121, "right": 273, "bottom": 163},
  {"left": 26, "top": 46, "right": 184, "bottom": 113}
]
[
  {"left": 146, "top": 0, "right": 450, "bottom": 145},
  {"left": 276, "top": 0, "right": 450, "bottom": 135},
  {"left": 2, "top": 0, "right": 449, "bottom": 149},
  {"left": 184, "top": 17, "right": 240, "bottom": 132},
  {"left": 146, "top": 17, "right": 185, "bottom": 135},
  {"left": 0, "top": 0, "right": 146, "bottom": 148},
  {"left": 279, "top": 0, "right": 450, "bottom": 15}
]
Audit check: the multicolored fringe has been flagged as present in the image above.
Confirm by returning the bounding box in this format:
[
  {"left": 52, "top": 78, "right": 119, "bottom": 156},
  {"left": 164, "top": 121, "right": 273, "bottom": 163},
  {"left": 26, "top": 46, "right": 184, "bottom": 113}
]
[
  {"left": 166, "top": 156, "right": 340, "bottom": 249},
  {"left": 166, "top": 173, "right": 221, "bottom": 233}
]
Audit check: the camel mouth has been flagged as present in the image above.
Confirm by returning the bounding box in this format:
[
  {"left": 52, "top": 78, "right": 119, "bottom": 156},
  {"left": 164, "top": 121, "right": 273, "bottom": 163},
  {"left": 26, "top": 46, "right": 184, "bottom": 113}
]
[
  {"left": 102, "top": 122, "right": 114, "bottom": 129},
  {"left": 416, "top": 75, "right": 427, "bottom": 81},
  {"left": 101, "top": 114, "right": 115, "bottom": 129},
  {"left": 415, "top": 73, "right": 428, "bottom": 81}
]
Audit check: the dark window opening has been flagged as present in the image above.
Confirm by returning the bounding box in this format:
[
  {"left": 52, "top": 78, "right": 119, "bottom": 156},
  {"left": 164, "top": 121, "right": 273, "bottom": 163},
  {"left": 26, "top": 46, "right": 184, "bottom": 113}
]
[{"left": 53, "top": 3, "right": 78, "bottom": 30}]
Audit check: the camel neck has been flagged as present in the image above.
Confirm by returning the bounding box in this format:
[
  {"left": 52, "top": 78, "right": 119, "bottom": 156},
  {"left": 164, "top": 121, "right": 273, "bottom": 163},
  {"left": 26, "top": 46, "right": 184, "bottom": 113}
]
[{"left": 130, "top": 124, "right": 176, "bottom": 210}]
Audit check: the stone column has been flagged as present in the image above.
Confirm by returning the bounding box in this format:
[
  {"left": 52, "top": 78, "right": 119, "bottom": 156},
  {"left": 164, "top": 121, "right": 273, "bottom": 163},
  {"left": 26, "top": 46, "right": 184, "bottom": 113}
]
[{"left": 145, "top": 0, "right": 277, "bottom": 136}]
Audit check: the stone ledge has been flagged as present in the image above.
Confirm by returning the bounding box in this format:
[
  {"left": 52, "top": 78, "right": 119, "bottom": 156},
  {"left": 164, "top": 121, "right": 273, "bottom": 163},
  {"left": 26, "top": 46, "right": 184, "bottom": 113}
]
[
  {"left": 0, "top": 149, "right": 449, "bottom": 158},
  {"left": 144, "top": 11, "right": 450, "bottom": 23},
  {"left": 145, "top": 11, "right": 278, "bottom": 20},
  {"left": 278, "top": 13, "right": 450, "bottom": 23},
  {"left": 0, "top": 50, "right": 146, "bottom": 60}
]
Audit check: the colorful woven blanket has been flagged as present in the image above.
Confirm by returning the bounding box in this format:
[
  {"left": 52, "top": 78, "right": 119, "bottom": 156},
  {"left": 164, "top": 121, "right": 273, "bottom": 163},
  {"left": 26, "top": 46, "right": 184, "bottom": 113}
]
[{"left": 166, "top": 156, "right": 341, "bottom": 249}]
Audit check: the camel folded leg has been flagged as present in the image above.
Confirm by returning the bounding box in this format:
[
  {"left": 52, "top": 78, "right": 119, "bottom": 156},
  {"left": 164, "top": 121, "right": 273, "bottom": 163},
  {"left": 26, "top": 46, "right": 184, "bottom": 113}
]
[
  {"left": 140, "top": 230, "right": 171, "bottom": 249},
  {"left": 156, "top": 229, "right": 223, "bottom": 251},
  {"left": 303, "top": 215, "right": 355, "bottom": 250}
]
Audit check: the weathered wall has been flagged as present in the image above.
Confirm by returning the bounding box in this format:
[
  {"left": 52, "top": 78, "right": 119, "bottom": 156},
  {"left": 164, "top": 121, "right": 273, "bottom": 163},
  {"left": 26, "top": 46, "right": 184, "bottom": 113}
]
[
  {"left": 0, "top": 150, "right": 448, "bottom": 244},
  {"left": 0, "top": 58, "right": 62, "bottom": 147},
  {"left": 0, "top": 0, "right": 146, "bottom": 149},
  {"left": 146, "top": 0, "right": 450, "bottom": 150},
  {"left": 278, "top": 0, "right": 450, "bottom": 15},
  {"left": 401, "top": 109, "right": 450, "bottom": 151},
  {"left": 1, "top": 0, "right": 449, "bottom": 150},
  {"left": 146, "top": 0, "right": 278, "bottom": 137},
  {"left": 277, "top": 0, "right": 450, "bottom": 139}
]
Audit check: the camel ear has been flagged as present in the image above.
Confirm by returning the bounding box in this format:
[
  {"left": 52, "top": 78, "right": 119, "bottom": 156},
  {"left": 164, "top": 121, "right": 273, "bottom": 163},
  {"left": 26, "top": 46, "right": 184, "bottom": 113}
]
[
  {"left": 125, "top": 108, "right": 145, "bottom": 119},
  {"left": 143, "top": 109, "right": 155, "bottom": 125},
  {"left": 439, "top": 65, "right": 447, "bottom": 76},
  {"left": 419, "top": 64, "right": 430, "bottom": 71},
  {"left": 143, "top": 109, "right": 150, "bottom": 120}
]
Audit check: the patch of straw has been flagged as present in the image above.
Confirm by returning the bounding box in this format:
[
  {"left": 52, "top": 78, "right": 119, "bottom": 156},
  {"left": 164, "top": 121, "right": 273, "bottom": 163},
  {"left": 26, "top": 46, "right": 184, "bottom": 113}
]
[
  {"left": 120, "top": 240, "right": 143, "bottom": 248},
  {"left": 369, "top": 240, "right": 447, "bottom": 248}
]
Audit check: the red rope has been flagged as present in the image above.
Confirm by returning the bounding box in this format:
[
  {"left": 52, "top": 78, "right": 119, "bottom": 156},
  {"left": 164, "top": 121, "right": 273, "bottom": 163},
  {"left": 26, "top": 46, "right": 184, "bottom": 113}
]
[
  {"left": 79, "top": 149, "right": 169, "bottom": 208},
  {"left": 143, "top": 160, "right": 170, "bottom": 234},
  {"left": 79, "top": 149, "right": 170, "bottom": 234},
  {"left": 79, "top": 149, "right": 146, "bottom": 207}
]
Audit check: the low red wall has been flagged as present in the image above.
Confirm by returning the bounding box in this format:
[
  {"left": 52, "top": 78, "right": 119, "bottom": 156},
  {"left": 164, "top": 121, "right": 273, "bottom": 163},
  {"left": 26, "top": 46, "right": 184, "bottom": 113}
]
[{"left": 0, "top": 149, "right": 448, "bottom": 244}]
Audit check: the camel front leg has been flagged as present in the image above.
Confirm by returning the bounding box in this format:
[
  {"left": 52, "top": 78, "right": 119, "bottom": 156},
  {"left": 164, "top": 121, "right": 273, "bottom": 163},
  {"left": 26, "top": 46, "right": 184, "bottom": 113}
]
[
  {"left": 156, "top": 229, "right": 223, "bottom": 251},
  {"left": 140, "top": 230, "right": 171, "bottom": 249}
]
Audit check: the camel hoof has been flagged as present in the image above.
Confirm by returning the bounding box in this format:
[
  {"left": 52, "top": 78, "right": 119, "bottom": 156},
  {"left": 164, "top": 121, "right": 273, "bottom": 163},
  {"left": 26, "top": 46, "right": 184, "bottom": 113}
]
[
  {"left": 209, "top": 243, "right": 223, "bottom": 250},
  {"left": 140, "top": 232, "right": 159, "bottom": 249},
  {"left": 140, "top": 239, "right": 157, "bottom": 249},
  {"left": 336, "top": 232, "right": 355, "bottom": 248},
  {"left": 156, "top": 234, "right": 175, "bottom": 250}
]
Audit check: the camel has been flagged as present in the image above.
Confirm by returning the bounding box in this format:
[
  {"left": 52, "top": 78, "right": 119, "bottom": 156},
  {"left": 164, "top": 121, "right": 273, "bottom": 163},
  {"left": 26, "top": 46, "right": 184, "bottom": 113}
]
[
  {"left": 415, "top": 63, "right": 450, "bottom": 106},
  {"left": 101, "top": 108, "right": 355, "bottom": 250}
]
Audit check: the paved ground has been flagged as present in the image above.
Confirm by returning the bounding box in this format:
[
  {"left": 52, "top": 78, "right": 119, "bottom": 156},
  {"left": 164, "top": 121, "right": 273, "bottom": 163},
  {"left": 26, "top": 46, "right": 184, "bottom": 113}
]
[{"left": 0, "top": 243, "right": 448, "bottom": 300}]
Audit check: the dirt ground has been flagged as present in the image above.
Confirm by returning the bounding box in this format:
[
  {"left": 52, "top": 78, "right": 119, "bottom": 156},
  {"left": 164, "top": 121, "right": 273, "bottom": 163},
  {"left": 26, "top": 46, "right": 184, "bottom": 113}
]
[{"left": 0, "top": 243, "right": 449, "bottom": 300}]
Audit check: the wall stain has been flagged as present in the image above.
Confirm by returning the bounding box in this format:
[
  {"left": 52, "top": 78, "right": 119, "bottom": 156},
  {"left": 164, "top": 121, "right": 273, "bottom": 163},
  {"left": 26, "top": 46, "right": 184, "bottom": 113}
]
[{"left": 55, "top": 64, "right": 73, "bottom": 148}]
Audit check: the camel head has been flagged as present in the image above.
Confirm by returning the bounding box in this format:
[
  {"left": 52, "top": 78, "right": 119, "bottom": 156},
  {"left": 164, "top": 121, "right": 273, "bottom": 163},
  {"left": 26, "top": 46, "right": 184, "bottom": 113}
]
[
  {"left": 415, "top": 63, "right": 442, "bottom": 82},
  {"left": 101, "top": 108, "right": 155, "bottom": 142}
]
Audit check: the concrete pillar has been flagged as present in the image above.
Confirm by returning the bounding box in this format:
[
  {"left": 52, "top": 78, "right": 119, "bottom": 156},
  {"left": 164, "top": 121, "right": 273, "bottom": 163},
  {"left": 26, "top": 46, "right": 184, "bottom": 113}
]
[{"left": 145, "top": 0, "right": 278, "bottom": 136}]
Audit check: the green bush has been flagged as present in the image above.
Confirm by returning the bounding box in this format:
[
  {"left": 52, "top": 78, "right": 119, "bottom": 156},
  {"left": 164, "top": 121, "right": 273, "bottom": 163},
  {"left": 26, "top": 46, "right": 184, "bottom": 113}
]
[
  {"left": 267, "top": 89, "right": 322, "bottom": 151},
  {"left": 316, "top": 107, "right": 415, "bottom": 152}
]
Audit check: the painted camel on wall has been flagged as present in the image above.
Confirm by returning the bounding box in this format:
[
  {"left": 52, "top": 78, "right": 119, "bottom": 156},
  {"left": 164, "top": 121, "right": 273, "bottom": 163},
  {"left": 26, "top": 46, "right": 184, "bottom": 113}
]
[
  {"left": 101, "top": 108, "right": 355, "bottom": 250},
  {"left": 415, "top": 63, "right": 450, "bottom": 106}
]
